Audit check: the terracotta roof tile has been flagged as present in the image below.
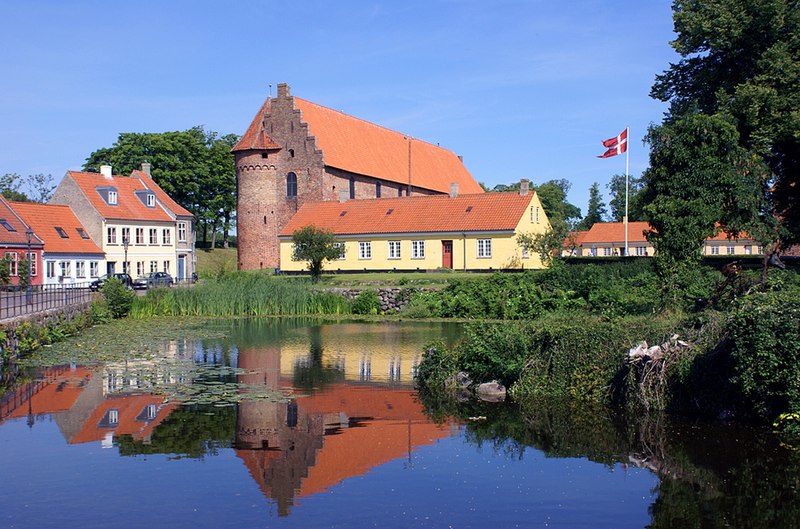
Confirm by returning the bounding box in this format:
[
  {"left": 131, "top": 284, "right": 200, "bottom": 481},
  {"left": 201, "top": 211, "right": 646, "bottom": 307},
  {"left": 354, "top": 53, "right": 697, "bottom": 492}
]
[
  {"left": 0, "top": 196, "right": 42, "bottom": 247},
  {"left": 131, "top": 170, "right": 193, "bottom": 217},
  {"left": 582, "top": 222, "right": 651, "bottom": 244},
  {"left": 563, "top": 230, "right": 589, "bottom": 247},
  {"left": 10, "top": 202, "right": 103, "bottom": 255},
  {"left": 279, "top": 192, "right": 534, "bottom": 237},
  {"left": 294, "top": 98, "right": 483, "bottom": 195},
  {"left": 66, "top": 171, "right": 173, "bottom": 222},
  {"left": 231, "top": 99, "right": 281, "bottom": 152}
]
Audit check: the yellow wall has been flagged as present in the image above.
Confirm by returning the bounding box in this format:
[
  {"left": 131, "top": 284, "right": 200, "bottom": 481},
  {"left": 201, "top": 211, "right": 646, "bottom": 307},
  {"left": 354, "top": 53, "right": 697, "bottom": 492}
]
[
  {"left": 279, "top": 193, "right": 550, "bottom": 272},
  {"left": 103, "top": 220, "right": 177, "bottom": 276},
  {"left": 702, "top": 240, "right": 762, "bottom": 256},
  {"left": 565, "top": 240, "right": 762, "bottom": 258}
]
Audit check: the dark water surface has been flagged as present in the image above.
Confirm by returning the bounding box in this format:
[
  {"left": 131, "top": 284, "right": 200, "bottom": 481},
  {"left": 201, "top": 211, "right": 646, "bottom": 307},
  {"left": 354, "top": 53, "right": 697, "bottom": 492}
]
[{"left": 1, "top": 319, "right": 798, "bottom": 528}]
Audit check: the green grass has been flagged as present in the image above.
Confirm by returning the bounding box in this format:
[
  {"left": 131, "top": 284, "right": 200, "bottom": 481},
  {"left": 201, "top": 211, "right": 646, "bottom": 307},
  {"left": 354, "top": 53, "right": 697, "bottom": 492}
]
[
  {"left": 314, "top": 270, "right": 481, "bottom": 289},
  {"left": 196, "top": 248, "right": 243, "bottom": 279}
]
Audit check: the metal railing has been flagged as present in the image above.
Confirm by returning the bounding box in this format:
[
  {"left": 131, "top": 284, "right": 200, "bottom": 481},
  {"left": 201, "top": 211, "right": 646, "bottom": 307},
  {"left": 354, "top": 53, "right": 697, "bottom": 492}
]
[{"left": 0, "top": 283, "right": 94, "bottom": 321}]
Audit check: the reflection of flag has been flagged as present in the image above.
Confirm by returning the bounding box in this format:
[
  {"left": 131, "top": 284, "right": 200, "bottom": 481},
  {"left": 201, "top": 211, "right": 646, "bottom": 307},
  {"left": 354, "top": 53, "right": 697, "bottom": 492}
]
[{"left": 598, "top": 129, "right": 628, "bottom": 158}]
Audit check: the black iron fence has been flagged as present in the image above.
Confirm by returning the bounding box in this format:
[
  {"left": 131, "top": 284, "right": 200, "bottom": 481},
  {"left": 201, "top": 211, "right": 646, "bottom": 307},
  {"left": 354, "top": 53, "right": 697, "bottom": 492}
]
[{"left": 0, "top": 283, "right": 94, "bottom": 321}]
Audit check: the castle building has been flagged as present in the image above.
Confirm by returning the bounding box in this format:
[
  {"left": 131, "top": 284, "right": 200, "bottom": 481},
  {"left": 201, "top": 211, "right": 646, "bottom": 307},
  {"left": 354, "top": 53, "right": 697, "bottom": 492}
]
[{"left": 233, "top": 83, "right": 484, "bottom": 270}]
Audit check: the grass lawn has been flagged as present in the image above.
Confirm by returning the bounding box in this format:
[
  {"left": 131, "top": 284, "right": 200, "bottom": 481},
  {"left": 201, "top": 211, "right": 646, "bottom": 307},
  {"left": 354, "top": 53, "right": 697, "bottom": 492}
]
[{"left": 196, "top": 248, "right": 240, "bottom": 278}]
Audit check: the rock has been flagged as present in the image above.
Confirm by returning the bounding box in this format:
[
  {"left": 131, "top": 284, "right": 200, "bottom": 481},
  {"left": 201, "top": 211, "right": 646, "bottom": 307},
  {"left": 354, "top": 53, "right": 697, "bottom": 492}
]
[{"left": 476, "top": 381, "right": 506, "bottom": 402}]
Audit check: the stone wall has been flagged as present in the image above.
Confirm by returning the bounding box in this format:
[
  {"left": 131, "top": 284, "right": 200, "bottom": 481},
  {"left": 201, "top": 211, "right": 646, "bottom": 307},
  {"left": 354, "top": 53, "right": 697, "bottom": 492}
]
[
  {"left": 330, "top": 287, "right": 419, "bottom": 314},
  {"left": 0, "top": 301, "right": 92, "bottom": 360}
]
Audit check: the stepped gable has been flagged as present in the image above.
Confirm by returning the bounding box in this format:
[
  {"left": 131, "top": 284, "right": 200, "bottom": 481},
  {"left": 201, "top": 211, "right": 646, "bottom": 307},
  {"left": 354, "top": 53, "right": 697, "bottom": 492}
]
[
  {"left": 231, "top": 98, "right": 281, "bottom": 152},
  {"left": 279, "top": 192, "right": 532, "bottom": 236}
]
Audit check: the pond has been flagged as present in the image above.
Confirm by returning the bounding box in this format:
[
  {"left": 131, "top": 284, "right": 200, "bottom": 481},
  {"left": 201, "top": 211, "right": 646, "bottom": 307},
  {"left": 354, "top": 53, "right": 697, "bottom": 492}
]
[{"left": 1, "top": 319, "right": 798, "bottom": 528}]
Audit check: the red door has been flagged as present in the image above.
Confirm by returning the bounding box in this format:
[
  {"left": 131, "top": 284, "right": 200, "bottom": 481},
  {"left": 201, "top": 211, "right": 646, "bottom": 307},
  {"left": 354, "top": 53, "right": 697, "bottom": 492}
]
[{"left": 442, "top": 240, "right": 453, "bottom": 269}]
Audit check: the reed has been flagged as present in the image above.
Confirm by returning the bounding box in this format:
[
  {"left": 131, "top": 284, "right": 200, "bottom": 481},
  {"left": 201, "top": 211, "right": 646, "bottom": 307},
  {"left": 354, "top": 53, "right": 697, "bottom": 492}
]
[{"left": 129, "top": 274, "right": 350, "bottom": 318}]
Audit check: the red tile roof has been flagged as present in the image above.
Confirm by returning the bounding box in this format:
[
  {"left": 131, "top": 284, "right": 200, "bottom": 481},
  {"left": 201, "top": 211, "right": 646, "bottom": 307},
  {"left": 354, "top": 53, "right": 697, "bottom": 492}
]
[
  {"left": 563, "top": 230, "right": 589, "bottom": 247},
  {"left": 582, "top": 222, "right": 651, "bottom": 244},
  {"left": 0, "top": 196, "right": 42, "bottom": 247},
  {"left": 10, "top": 202, "right": 103, "bottom": 255},
  {"left": 131, "top": 170, "right": 193, "bottom": 217},
  {"left": 231, "top": 98, "right": 282, "bottom": 152},
  {"left": 66, "top": 171, "right": 173, "bottom": 222},
  {"left": 278, "top": 192, "right": 535, "bottom": 237}
]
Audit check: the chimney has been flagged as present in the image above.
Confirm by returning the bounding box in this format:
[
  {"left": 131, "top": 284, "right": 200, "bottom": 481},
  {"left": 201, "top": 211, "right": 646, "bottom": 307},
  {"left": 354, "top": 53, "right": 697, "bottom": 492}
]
[
  {"left": 519, "top": 179, "right": 529, "bottom": 196},
  {"left": 339, "top": 190, "right": 348, "bottom": 203},
  {"left": 141, "top": 162, "right": 151, "bottom": 177},
  {"left": 100, "top": 165, "right": 113, "bottom": 179},
  {"left": 277, "top": 83, "right": 290, "bottom": 98},
  {"left": 449, "top": 182, "right": 459, "bottom": 198},
  {"left": 457, "top": 155, "right": 464, "bottom": 163}
]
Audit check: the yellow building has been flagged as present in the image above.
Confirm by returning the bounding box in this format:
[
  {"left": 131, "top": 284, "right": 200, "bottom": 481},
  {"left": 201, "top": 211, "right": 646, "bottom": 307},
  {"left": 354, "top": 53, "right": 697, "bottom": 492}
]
[{"left": 278, "top": 183, "right": 551, "bottom": 272}]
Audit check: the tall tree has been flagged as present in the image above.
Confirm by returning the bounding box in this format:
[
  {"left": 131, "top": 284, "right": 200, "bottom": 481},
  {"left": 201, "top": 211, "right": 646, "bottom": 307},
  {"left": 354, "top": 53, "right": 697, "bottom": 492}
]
[
  {"left": 0, "top": 173, "right": 30, "bottom": 202},
  {"left": 606, "top": 173, "right": 644, "bottom": 222},
  {"left": 26, "top": 173, "right": 55, "bottom": 203},
  {"left": 291, "top": 226, "right": 345, "bottom": 281},
  {"left": 651, "top": 0, "right": 800, "bottom": 247},
  {"left": 84, "top": 127, "right": 239, "bottom": 246},
  {"left": 577, "top": 182, "right": 607, "bottom": 231}
]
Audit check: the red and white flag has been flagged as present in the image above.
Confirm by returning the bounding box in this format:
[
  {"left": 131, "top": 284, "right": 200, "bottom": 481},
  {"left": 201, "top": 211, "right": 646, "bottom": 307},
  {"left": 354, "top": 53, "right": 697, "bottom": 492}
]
[{"left": 598, "top": 129, "right": 628, "bottom": 158}]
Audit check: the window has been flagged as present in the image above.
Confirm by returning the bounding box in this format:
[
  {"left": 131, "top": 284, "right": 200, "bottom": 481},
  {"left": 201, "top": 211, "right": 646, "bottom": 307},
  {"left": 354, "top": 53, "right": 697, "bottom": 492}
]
[
  {"left": 54, "top": 226, "right": 68, "bottom": 238},
  {"left": 76, "top": 261, "right": 86, "bottom": 278},
  {"left": 349, "top": 176, "right": 355, "bottom": 199},
  {"left": 162, "top": 229, "right": 171, "bottom": 245},
  {"left": 358, "top": 241, "right": 372, "bottom": 260},
  {"left": 711, "top": 245, "right": 719, "bottom": 255},
  {"left": 149, "top": 228, "right": 158, "bottom": 245},
  {"left": 150, "top": 260, "right": 158, "bottom": 273},
  {"left": 727, "top": 245, "right": 735, "bottom": 255},
  {"left": 46, "top": 261, "right": 56, "bottom": 279},
  {"left": 90, "top": 261, "right": 99, "bottom": 278},
  {"left": 286, "top": 172, "right": 297, "bottom": 198},
  {"left": 6, "top": 252, "right": 18, "bottom": 276},
  {"left": 178, "top": 222, "right": 187, "bottom": 242},
  {"left": 744, "top": 245, "right": 752, "bottom": 255},
  {"left": 0, "top": 219, "right": 16, "bottom": 232},
  {"left": 376, "top": 182, "right": 381, "bottom": 198},
  {"left": 398, "top": 186, "right": 402, "bottom": 197},
  {"left": 146, "top": 404, "right": 157, "bottom": 420},
  {"left": 28, "top": 252, "right": 37, "bottom": 276},
  {"left": 603, "top": 247, "right": 612, "bottom": 256},
  {"left": 76, "top": 227, "right": 90, "bottom": 239},
  {"left": 334, "top": 242, "right": 345, "bottom": 260},
  {"left": 107, "top": 409, "right": 119, "bottom": 425},
  {"left": 108, "top": 191, "right": 118, "bottom": 205},
  {"left": 136, "top": 228, "right": 144, "bottom": 245},
  {"left": 388, "top": 241, "right": 401, "bottom": 259},
  {"left": 107, "top": 227, "right": 117, "bottom": 244},
  {"left": 411, "top": 240, "right": 425, "bottom": 259},
  {"left": 146, "top": 194, "right": 156, "bottom": 207},
  {"left": 137, "top": 261, "right": 145, "bottom": 276},
  {"left": 121, "top": 227, "right": 131, "bottom": 245},
  {"left": 758, "top": 246, "right": 763, "bottom": 254},
  {"left": 636, "top": 246, "right": 647, "bottom": 256},
  {"left": 163, "top": 261, "right": 170, "bottom": 273},
  {"left": 60, "top": 261, "right": 71, "bottom": 278},
  {"left": 590, "top": 246, "right": 598, "bottom": 257},
  {"left": 521, "top": 244, "right": 529, "bottom": 259},
  {"left": 530, "top": 206, "right": 540, "bottom": 223},
  {"left": 477, "top": 239, "right": 492, "bottom": 258}
]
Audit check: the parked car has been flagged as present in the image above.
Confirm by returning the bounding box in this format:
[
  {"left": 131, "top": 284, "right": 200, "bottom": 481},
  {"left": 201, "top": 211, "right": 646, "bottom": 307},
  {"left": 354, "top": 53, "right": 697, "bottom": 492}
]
[
  {"left": 89, "top": 273, "right": 133, "bottom": 291},
  {"left": 133, "top": 271, "right": 174, "bottom": 290}
]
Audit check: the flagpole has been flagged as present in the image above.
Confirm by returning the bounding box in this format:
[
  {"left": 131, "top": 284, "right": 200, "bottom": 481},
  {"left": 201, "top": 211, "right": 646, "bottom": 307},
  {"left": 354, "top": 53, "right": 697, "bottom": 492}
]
[{"left": 624, "top": 126, "right": 629, "bottom": 257}]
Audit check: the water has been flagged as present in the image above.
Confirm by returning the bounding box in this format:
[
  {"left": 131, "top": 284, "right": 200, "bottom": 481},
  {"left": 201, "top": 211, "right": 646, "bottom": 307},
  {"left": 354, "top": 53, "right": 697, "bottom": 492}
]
[{"left": 1, "top": 319, "right": 798, "bottom": 528}]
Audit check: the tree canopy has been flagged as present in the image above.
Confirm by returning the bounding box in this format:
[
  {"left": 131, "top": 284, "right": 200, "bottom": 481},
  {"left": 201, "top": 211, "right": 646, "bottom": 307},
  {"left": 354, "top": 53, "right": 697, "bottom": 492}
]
[
  {"left": 0, "top": 173, "right": 55, "bottom": 203},
  {"left": 576, "top": 182, "right": 607, "bottom": 231},
  {"left": 650, "top": 0, "right": 800, "bottom": 247},
  {"left": 607, "top": 173, "right": 644, "bottom": 223},
  {"left": 291, "top": 226, "right": 345, "bottom": 281},
  {"left": 83, "top": 127, "right": 239, "bottom": 246}
]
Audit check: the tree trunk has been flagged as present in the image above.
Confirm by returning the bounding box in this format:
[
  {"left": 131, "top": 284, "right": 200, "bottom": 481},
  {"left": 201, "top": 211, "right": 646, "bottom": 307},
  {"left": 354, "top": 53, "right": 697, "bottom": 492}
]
[
  {"left": 210, "top": 219, "right": 218, "bottom": 250},
  {"left": 223, "top": 212, "right": 230, "bottom": 249}
]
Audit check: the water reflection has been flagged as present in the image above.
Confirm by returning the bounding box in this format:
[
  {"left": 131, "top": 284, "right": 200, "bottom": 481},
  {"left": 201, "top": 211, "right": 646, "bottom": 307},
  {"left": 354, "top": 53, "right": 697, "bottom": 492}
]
[{"left": 2, "top": 319, "right": 799, "bottom": 527}]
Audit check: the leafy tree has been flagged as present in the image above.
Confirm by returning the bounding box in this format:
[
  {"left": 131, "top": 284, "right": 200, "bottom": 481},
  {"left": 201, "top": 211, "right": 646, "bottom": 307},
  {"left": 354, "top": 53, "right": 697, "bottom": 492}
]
[
  {"left": 84, "top": 127, "right": 239, "bottom": 246},
  {"left": 18, "top": 257, "right": 30, "bottom": 289},
  {"left": 26, "top": 173, "right": 55, "bottom": 203},
  {"left": 291, "top": 226, "right": 345, "bottom": 281},
  {"left": 577, "top": 182, "right": 607, "bottom": 231},
  {"left": 0, "top": 173, "right": 30, "bottom": 202},
  {"left": 516, "top": 179, "right": 582, "bottom": 265},
  {"left": 606, "top": 173, "right": 644, "bottom": 222},
  {"left": 651, "top": 0, "right": 800, "bottom": 247},
  {"left": 0, "top": 254, "right": 11, "bottom": 286}
]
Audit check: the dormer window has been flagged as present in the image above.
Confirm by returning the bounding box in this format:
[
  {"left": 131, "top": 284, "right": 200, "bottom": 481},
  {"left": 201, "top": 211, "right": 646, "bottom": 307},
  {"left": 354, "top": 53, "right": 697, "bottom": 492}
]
[
  {"left": 147, "top": 194, "right": 156, "bottom": 207},
  {"left": 108, "top": 190, "right": 118, "bottom": 205},
  {"left": 0, "top": 219, "right": 16, "bottom": 232},
  {"left": 54, "top": 227, "right": 69, "bottom": 238}
]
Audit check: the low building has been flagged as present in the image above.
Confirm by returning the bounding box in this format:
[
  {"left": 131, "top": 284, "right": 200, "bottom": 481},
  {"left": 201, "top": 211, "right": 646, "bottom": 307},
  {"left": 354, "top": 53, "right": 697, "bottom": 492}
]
[
  {"left": 10, "top": 202, "right": 105, "bottom": 286},
  {"left": 703, "top": 230, "right": 763, "bottom": 257},
  {"left": 0, "top": 196, "right": 44, "bottom": 286},
  {"left": 278, "top": 184, "right": 550, "bottom": 273}
]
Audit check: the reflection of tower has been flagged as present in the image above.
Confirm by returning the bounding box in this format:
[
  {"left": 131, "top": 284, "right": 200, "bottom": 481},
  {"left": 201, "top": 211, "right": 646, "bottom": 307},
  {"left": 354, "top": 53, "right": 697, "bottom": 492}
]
[{"left": 236, "top": 343, "right": 283, "bottom": 450}]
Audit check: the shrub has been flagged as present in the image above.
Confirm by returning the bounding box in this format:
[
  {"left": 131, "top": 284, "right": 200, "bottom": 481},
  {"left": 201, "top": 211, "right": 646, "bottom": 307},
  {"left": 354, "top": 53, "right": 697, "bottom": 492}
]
[
  {"left": 351, "top": 290, "right": 380, "bottom": 315},
  {"left": 89, "top": 299, "right": 112, "bottom": 323},
  {"left": 102, "top": 277, "right": 136, "bottom": 318}
]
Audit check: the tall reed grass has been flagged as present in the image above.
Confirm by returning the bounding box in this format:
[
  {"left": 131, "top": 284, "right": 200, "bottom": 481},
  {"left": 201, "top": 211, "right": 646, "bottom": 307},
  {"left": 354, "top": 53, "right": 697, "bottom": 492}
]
[{"left": 129, "top": 274, "right": 350, "bottom": 318}]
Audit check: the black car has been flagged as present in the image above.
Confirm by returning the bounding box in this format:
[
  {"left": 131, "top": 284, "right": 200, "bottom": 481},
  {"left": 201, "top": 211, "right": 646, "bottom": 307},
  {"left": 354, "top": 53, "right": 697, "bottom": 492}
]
[
  {"left": 89, "top": 273, "right": 133, "bottom": 291},
  {"left": 133, "top": 271, "right": 174, "bottom": 290}
]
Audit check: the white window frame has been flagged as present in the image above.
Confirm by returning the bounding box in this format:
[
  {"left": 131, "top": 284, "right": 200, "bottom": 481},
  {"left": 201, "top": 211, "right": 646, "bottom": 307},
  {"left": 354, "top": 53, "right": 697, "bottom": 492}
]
[
  {"left": 90, "top": 261, "right": 99, "bottom": 278},
  {"left": 121, "top": 227, "right": 131, "bottom": 245},
  {"left": 334, "top": 242, "right": 345, "bottom": 260},
  {"left": 727, "top": 245, "right": 735, "bottom": 255},
  {"left": 76, "top": 261, "right": 86, "bottom": 278},
  {"left": 162, "top": 228, "right": 171, "bottom": 245},
  {"left": 477, "top": 239, "right": 492, "bottom": 259},
  {"left": 711, "top": 245, "right": 720, "bottom": 255},
  {"left": 358, "top": 241, "right": 372, "bottom": 260},
  {"left": 177, "top": 222, "right": 187, "bottom": 242},
  {"left": 149, "top": 228, "right": 158, "bottom": 245},
  {"left": 135, "top": 228, "right": 144, "bottom": 245},
  {"left": 388, "top": 240, "right": 401, "bottom": 259},
  {"left": 137, "top": 261, "right": 145, "bottom": 276},
  {"left": 603, "top": 247, "right": 612, "bottom": 257},
  {"left": 163, "top": 261, "right": 170, "bottom": 273},
  {"left": 108, "top": 191, "right": 118, "bottom": 205},
  {"left": 150, "top": 260, "right": 158, "bottom": 273},
  {"left": 146, "top": 194, "right": 156, "bottom": 207},
  {"left": 411, "top": 240, "right": 425, "bottom": 259},
  {"left": 6, "top": 252, "right": 18, "bottom": 276},
  {"left": 107, "top": 227, "right": 117, "bottom": 245},
  {"left": 28, "top": 252, "right": 37, "bottom": 276},
  {"left": 60, "top": 260, "right": 71, "bottom": 278},
  {"left": 521, "top": 244, "right": 529, "bottom": 259},
  {"left": 46, "top": 261, "right": 56, "bottom": 279},
  {"left": 744, "top": 245, "right": 752, "bottom": 255}
]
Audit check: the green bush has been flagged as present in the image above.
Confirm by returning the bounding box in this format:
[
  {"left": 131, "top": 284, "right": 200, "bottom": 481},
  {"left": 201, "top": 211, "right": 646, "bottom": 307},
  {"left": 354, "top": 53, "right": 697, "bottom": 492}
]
[
  {"left": 351, "top": 290, "right": 380, "bottom": 315},
  {"left": 102, "top": 277, "right": 136, "bottom": 319},
  {"left": 89, "top": 299, "right": 112, "bottom": 323}
]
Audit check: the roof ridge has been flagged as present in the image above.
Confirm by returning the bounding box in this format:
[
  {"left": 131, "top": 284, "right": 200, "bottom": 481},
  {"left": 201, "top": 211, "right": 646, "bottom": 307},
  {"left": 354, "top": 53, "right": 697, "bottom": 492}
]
[{"left": 295, "top": 97, "right": 459, "bottom": 155}]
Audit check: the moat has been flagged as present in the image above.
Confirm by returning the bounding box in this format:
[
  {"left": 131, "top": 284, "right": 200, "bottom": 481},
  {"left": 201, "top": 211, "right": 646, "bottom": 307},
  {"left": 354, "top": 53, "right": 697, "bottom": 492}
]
[{"left": 1, "top": 319, "right": 798, "bottom": 528}]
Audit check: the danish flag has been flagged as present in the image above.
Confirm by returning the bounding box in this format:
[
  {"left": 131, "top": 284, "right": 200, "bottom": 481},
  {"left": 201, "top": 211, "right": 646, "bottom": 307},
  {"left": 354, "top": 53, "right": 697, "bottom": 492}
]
[{"left": 598, "top": 129, "right": 628, "bottom": 158}]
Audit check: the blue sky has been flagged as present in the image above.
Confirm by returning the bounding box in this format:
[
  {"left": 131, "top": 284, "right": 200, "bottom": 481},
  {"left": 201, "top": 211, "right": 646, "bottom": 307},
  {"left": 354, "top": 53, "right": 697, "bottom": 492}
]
[{"left": 0, "top": 0, "right": 678, "bottom": 214}]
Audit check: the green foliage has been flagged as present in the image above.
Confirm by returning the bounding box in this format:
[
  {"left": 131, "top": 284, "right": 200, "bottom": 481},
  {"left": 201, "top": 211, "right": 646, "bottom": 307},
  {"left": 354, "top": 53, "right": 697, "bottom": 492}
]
[
  {"left": 606, "top": 173, "right": 644, "bottom": 222},
  {"left": 17, "top": 257, "right": 29, "bottom": 289},
  {"left": 351, "top": 290, "right": 380, "bottom": 315},
  {"left": 89, "top": 299, "right": 112, "bottom": 324},
  {"left": 576, "top": 182, "right": 608, "bottom": 231},
  {"left": 102, "top": 277, "right": 136, "bottom": 319},
  {"left": 729, "top": 289, "right": 800, "bottom": 421},
  {"left": 0, "top": 254, "right": 11, "bottom": 287},
  {"left": 291, "top": 226, "right": 345, "bottom": 281}
]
